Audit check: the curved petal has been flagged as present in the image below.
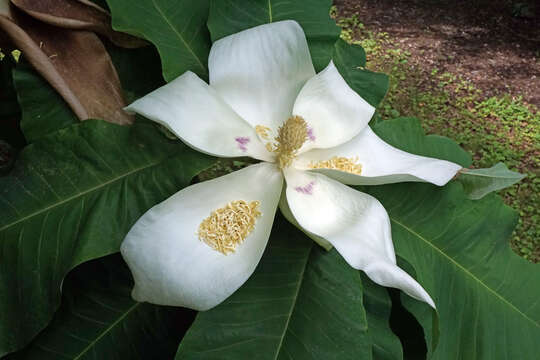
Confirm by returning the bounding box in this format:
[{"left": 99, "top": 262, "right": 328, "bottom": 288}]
[
  {"left": 125, "top": 71, "right": 272, "bottom": 161},
  {"left": 293, "top": 61, "right": 375, "bottom": 153},
  {"left": 278, "top": 189, "right": 333, "bottom": 251},
  {"left": 209, "top": 20, "right": 315, "bottom": 134},
  {"left": 121, "top": 163, "right": 283, "bottom": 310},
  {"left": 284, "top": 169, "right": 434, "bottom": 307},
  {"left": 363, "top": 262, "right": 435, "bottom": 307},
  {"left": 295, "top": 126, "right": 462, "bottom": 186}
]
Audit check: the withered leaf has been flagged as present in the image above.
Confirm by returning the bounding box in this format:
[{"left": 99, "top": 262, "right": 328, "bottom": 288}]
[
  {"left": 0, "top": 8, "right": 133, "bottom": 125},
  {"left": 10, "top": 0, "right": 147, "bottom": 48}
]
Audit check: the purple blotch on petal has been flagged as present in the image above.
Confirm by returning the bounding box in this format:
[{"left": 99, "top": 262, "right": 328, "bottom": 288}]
[
  {"left": 235, "top": 136, "right": 250, "bottom": 152},
  {"left": 307, "top": 127, "right": 315, "bottom": 141},
  {"left": 295, "top": 181, "right": 315, "bottom": 195}
]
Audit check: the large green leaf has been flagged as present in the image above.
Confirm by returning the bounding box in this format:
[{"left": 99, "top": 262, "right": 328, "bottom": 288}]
[
  {"left": 361, "top": 274, "right": 403, "bottom": 360},
  {"left": 366, "top": 118, "right": 540, "bottom": 359},
  {"left": 106, "top": 0, "right": 211, "bottom": 82},
  {"left": 6, "top": 254, "right": 193, "bottom": 360},
  {"left": 0, "top": 120, "right": 214, "bottom": 356},
  {"left": 12, "top": 61, "right": 77, "bottom": 143},
  {"left": 176, "top": 216, "right": 372, "bottom": 360},
  {"left": 333, "top": 39, "right": 389, "bottom": 108},
  {"left": 208, "top": 0, "right": 341, "bottom": 72}
]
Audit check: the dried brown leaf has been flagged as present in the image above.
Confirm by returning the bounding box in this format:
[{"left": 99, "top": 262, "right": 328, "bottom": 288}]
[
  {"left": 0, "top": 9, "right": 133, "bottom": 124},
  {"left": 10, "top": 0, "right": 147, "bottom": 48}
]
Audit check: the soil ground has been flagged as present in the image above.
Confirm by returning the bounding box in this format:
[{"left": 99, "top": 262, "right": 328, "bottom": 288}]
[{"left": 337, "top": 0, "right": 540, "bottom": 106}]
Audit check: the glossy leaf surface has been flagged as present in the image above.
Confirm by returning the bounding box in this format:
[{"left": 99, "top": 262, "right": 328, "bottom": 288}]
[
  {"left": 368, "top": 118, "right": 540, "bottom": 360},
  {"left": 0, "top": 120, "right": 214, "bottom": 356},
  {"left": 106, "top": 0, "right": 211, "bottom": 81},
  {"left": 6, "top": 254, "right": 194, "bottom": 360}
]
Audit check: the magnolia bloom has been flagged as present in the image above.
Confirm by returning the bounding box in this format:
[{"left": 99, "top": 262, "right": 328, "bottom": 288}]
[{"left": 121, "top": 20, "right": 462, "bottom": 311}]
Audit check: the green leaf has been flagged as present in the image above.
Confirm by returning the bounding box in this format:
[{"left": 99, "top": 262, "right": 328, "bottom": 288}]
[
  {"left": 6, "top": 255, "right": 193, "bottom": 360},
  {"left": 457, "top": 162, "right": 526, "bottom": 199},
  {"left": 107, "top": 44, "right": 165, "bottom": 103},
  {"left": 106, "top": 0, "right": 211, "bottom": 82},
  {"left": 370, "top": 183, "right": 540, "bottom": 359},
  {"left": 361, "top": 274, "right": 403, "bottom": 360},
  {"left": 372, "top": 117, "right": 471, "bottom": 168},
  {"left": 208, "top": 0, "right": 341, "bottom": 72},
  {"left": 333, "top": 39, "right": 389, "bottom": 108},
  {"left": 0, "top": 120, "right": 214, "bottom": 356},
  {"left": 395, "top": 259, "right": 438, "bottom": 359},
  {"left": 334, "top": 38, "right": 367, "bottom": 67},
  {"left": 12, "top": 61, "right": 78, "bottom": 143},
  {"left": 365, "top": 118, "right": 540, "bottom": 359},
  {"left": 97, "top": 44, "right": 166, "bottom": 133},
  {"left": 176, "top": 216, "right": 372, "bottom": 360}
]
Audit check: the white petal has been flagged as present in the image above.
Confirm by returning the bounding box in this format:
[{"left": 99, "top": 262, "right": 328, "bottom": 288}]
[
  {"left": 363, "top": 262, "right": 435, "bottom": 308},
  {"left": 284, "top": 169, "right": 434, "bottom": 307},
  {"left": 293, "top": 61, "right": 375, "bottom": 153},
  {"left": 121, "top": 163, "right": 283, "bottom": 310},
  {"left": 125, "top": 71, "right": 271, "bottom": 161},
  {"left": 209, "top": 20, "right": 315, "bottom": 134},
  {"left": 278, "top": 190, "right": 333, "bottom": 251},
  {"left": 295, "top": 126, "right": 462, "bottom": 186}
]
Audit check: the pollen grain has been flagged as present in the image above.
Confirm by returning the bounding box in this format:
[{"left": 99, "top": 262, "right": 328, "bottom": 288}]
[{"left": 255, "top": 125, "right": 271, "bottom": 140}]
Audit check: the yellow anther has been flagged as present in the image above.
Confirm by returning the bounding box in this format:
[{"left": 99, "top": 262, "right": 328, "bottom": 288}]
[
  {"left": 265, "top": 142, "right": 275, "bottom": 153},
  {"left": 198, "top": 200, "right": 261, "bottom": 255},
  {"left": 309, "top": 156, "right": 363, "bottom": 175},
  {"left": 255, "top": 125, "right": 271, "bottom": 140},
  {"left": 274, "top": 115, "right": 309, "bottom": 169}
]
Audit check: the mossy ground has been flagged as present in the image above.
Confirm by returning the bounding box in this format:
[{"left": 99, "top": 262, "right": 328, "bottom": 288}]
[{"left": 334, "top": 10, "right": 539, "bottom": 262}]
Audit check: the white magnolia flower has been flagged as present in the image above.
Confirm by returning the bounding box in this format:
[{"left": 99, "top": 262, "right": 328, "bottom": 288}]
[{"left": 121, "top": 20, "right": 462, "bottom": 311}]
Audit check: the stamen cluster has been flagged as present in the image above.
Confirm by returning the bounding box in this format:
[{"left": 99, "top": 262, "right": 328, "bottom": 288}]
[
  {"left": 198, "top": 200, "right": 261, "bottom": 255},
  {"left": 274, "top": 115, "right": 309, "bottom": 169},
  {"left": 309, "top": 156, "right": 363, "bottom": 175}
]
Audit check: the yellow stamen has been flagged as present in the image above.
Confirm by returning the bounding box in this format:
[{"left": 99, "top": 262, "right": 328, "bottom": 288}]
[
  {"left": 274, "top": 115, "right": 309, "bottom": 169},
  {"left": 309, "top": 156, "right": 363, "bottom": 175},
  {"left": 265, "top": 142, "right": 275, "bottom": 153},
  {"left": 198, "top": 200, "right": 261, "bottom": 255},
  {"left": 255, "top": 125, "right": 271, "bottom": 140}
]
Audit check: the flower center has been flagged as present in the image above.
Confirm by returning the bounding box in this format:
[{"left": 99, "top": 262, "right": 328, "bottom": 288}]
[
  {"left": 198, "top": 200, "right": 261, "bottom": 255},
  {"left": 309, "top": 156, "right": 363, "bottom": 175},
  {"left": 257, "top": 116, "right": 309, "bottom": 169}
]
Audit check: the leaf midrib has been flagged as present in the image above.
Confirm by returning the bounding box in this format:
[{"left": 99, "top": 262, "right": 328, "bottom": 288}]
[
  {"left": 151, "top": 0, "right": 206, "bottom": 74},
  {"left": 390, "top": 217, "right": 539, "bottom": 328},
  {"left": 273, "top": 245, "right": 312, "bottom": 360},
  {"left": 0, "top": 158, "right": 170, "bottom": 233},
  {"left": 72, "top": 302, "right": 140, "bottom": 360}
]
